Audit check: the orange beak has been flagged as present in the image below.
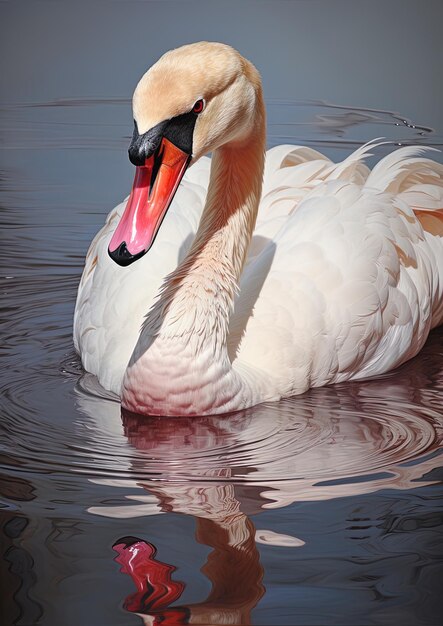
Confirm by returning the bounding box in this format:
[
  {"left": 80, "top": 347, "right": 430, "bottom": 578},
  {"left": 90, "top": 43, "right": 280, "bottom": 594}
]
[{"left": 108, "top": 137, "right": 191, "bottom": 266}]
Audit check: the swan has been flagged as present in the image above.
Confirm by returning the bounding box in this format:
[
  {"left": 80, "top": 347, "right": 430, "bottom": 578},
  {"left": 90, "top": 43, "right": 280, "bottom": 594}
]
[{"left": 74, "top": 41, "right": 443, "bottom": 416}]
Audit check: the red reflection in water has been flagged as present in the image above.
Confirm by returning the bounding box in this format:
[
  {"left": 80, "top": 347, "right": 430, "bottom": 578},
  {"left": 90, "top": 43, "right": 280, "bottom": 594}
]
[
  {"left": 113, "top": 537, "right": 187, "bottom": 623},
  {"left": 113, "top": 518, "right": 265, "bottom": 625}
]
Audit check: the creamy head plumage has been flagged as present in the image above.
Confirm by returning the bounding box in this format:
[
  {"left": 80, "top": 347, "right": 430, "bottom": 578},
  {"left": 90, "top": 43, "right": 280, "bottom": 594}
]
[
  {"left": 108, "top": 42, "right": 262, "bottom": 266},
  {"left": 133, "top": 41, "right": 260, "bottom": 159}
]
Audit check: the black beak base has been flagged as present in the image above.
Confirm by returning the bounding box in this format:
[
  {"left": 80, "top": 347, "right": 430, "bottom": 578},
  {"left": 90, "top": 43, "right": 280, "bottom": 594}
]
[
  {"left": 128, "top": 120, "right": 167, "bottom": 166},
  {"left": 128, "top": 111, "right": 198, "bottom": 166}
]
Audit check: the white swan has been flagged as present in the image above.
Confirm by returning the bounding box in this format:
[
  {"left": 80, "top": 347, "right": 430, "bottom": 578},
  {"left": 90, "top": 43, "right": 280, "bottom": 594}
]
[{"left": 74, "top": 41, "right": 443, "bottom": 416}]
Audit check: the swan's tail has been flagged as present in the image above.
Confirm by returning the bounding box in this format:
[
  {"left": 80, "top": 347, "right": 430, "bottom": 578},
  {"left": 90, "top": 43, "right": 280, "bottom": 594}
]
[
  {"left": 362, "top": 143, "right": 443, "bottom": 230},
  {"left": 331, "top": 142, "right": 443, "bottom": 238},
  {"left": 364, "top": 143, "right": 443, "bottom": 201},
  {"left": 364, "top": 145, "right": 443, "bottom": 329}
]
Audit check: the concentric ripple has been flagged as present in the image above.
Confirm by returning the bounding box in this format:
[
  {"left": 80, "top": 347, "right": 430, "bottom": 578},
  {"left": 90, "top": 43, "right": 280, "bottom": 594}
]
[{"left": 2, "top": 320, "right": 442, "bottom": 516}]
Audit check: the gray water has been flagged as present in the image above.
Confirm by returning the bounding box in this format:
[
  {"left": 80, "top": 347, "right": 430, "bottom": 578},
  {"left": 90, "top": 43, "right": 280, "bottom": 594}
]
[{"left": 2, "top": 2, "right": 443, "bottom": 625}]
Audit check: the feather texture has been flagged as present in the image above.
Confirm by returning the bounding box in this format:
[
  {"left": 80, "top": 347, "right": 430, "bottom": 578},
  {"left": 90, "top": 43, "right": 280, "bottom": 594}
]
[
  {"left": 74, "top": 143, "right": 443, "bottom": 408},
  {"left": 73, "top": 42, "right": 443, "bottom": 415}
]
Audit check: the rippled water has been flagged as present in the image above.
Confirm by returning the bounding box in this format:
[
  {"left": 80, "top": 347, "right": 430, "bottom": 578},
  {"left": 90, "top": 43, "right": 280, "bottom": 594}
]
[{"left": 1, "top": 96, "right": 443, "bottom": 626}]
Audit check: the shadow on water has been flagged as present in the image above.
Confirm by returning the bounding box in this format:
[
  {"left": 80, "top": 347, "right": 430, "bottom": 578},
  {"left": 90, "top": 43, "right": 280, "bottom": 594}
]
[{"left": 1, "top": 95, "right": 442, "bottom": 625}]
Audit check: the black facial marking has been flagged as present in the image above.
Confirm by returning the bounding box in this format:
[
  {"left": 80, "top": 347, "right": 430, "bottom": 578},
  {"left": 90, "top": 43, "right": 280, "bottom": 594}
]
[
  {"left": 163, "top": 110, "right": 198, "bottom": 154},
  {"left": 128, "top": 119, "right": 167, "bottom": 166},
  {"left": 129, "top": 110, "right": 198, "bottom": 165}
]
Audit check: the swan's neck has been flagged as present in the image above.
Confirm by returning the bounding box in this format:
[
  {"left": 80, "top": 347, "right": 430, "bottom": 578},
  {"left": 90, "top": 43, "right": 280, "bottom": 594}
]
[
  {"left": 122, "top": 107, "right": 266, "bottom": 415},
  {"left": 163, "top": 137, "right": 265, "bottom": 340}
]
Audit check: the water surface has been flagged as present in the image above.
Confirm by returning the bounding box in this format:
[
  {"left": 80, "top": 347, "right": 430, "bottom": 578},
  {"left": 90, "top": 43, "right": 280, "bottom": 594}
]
[
  {"left": 1, "top": 94, "right": 442, "bottom": 626},
  {"left": 1, "top": 0, "right": 443, "bottom": 621}
]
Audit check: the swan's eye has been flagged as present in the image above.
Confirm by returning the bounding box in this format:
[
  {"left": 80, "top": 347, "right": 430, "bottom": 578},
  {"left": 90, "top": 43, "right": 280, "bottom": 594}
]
[{"left": 192, "top": 99, "right": 205, "bottom": 114}]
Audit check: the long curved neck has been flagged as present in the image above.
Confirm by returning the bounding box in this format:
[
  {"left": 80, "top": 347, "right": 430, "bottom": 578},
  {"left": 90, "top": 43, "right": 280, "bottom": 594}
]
[
  {"left": 162, "top": 134, "right": 265, "bottom": 341},
  {"left": 122, "top": 92, "right": 266, "bottom": 415}
]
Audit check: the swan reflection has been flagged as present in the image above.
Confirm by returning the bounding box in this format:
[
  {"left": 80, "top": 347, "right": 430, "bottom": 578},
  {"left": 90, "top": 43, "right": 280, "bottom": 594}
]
[{"left": 77, "top": 330, "right": 442, "bottom": 621}]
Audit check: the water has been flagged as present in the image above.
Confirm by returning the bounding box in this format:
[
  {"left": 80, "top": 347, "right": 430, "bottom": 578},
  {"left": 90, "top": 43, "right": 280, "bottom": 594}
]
[
  {"left": 1, "top": 92, "right": 442, "bottom": 626},
  {"left": 2, "top": 0, "right": 443, "bottom": 619}
]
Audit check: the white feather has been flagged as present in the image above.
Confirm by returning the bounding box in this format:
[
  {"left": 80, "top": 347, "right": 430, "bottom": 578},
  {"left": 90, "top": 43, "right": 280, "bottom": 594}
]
[
  {"left": 74, "top": 144, "right": 443, "bottom": 410},
  {"left": 73, "top": 43, "right": 443, "bottom": 415}
]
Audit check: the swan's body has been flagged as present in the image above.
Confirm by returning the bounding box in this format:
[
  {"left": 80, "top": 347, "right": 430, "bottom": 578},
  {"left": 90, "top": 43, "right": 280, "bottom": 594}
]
[{"left": 74, "top": 42, "right": 443, "bottom": 416}]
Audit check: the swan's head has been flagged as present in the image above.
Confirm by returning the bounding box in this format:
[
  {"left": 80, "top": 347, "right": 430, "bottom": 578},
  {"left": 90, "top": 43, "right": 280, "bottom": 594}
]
[{"left": 108, "top": 42, "right": 262, "bottom": 267}]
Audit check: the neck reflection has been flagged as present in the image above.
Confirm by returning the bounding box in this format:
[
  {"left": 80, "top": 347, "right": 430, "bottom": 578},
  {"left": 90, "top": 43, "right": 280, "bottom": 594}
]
[
  {"left": 116, "top": 411, "right": 266, "bottom": 623},
  {"left": 91, "top": 329, "right": 443, "bottom": 622}
]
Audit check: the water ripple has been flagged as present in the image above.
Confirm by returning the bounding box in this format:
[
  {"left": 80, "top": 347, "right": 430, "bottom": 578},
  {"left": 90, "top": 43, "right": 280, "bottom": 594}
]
[
  {"left": 1, "top": 98, "right": 442, "bottom": 521},
  {"left": 2, "top": 325, "right": 442, "bottom": 517}
]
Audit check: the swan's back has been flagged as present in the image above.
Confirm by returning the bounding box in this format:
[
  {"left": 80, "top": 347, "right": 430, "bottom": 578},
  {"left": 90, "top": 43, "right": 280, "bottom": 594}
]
[
  {"left": 229, "top": 144, "right": 443, "bottom": 398},
  {"left": 74, "top": 144, "right": 443, "bottom": 397}
]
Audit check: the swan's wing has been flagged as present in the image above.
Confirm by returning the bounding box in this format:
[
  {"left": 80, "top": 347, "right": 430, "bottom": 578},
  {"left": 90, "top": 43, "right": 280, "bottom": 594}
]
[
  {"left": 230, "top": 146, "right": 443, "bottom": 398},
  {"left": 368, "top": 146, "right": 443, "bottom": 329},
  {"left": 74, "top": 158, "right": 211, "bottom": 393},
  {"left": 250, "top": 144, "right": 371, "bottom": 249}
]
